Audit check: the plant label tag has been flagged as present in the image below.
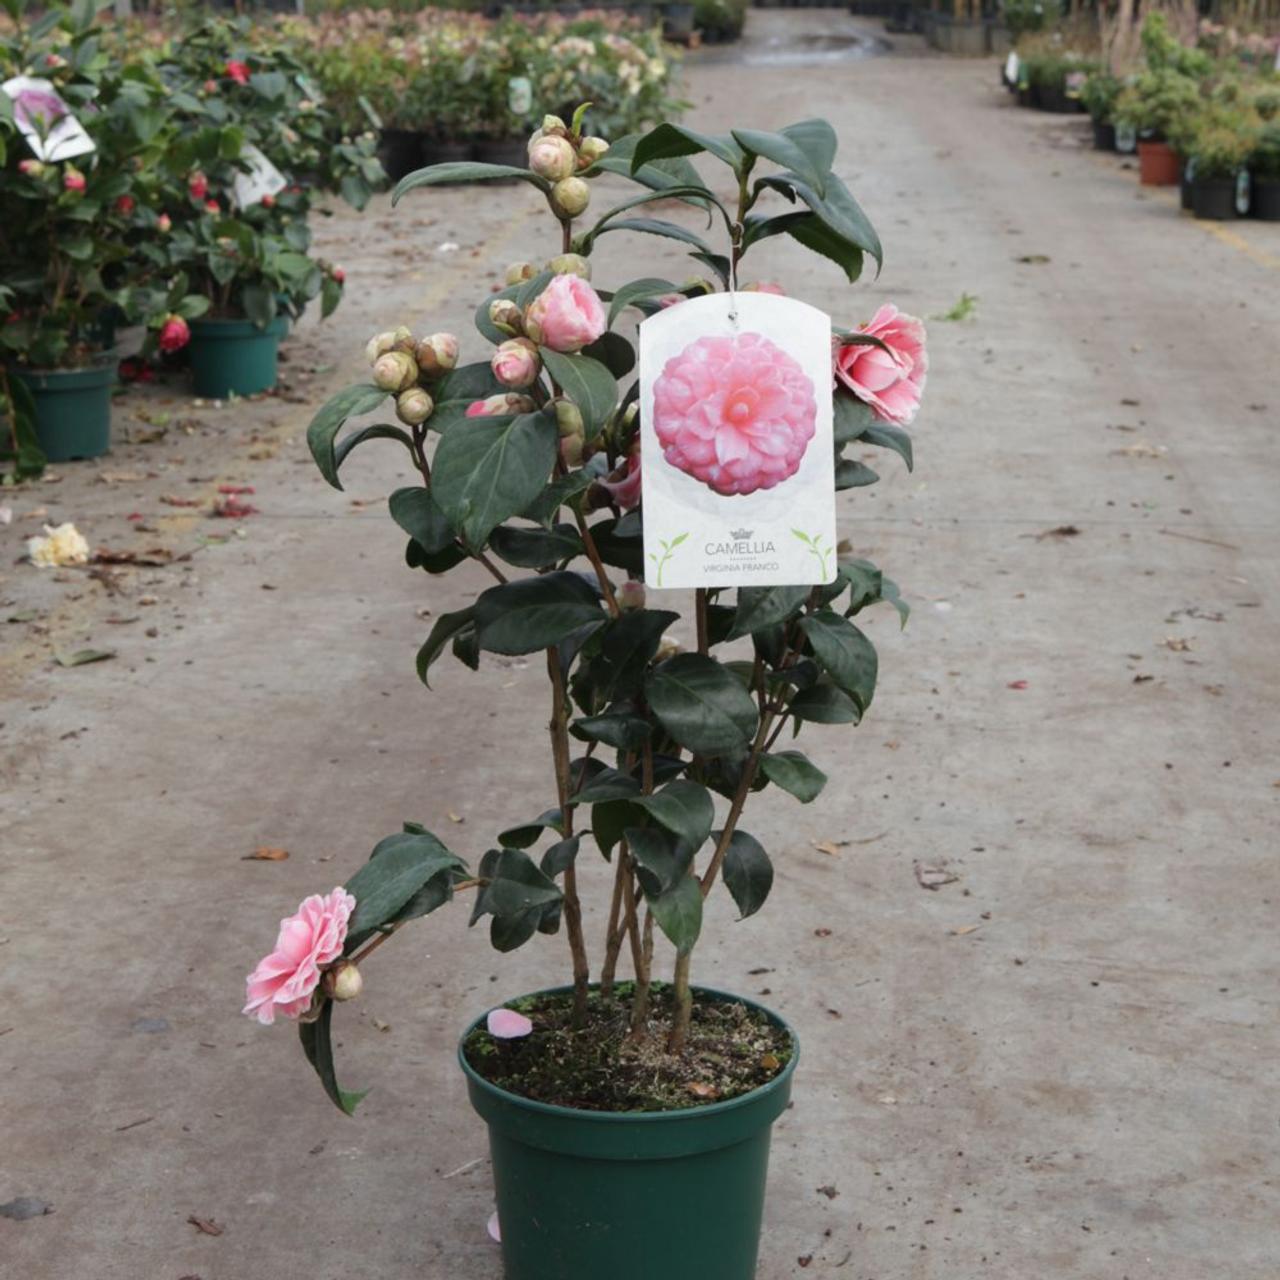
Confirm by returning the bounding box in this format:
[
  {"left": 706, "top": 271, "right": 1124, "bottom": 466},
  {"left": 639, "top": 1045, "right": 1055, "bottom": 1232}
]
[
  {"left": 1004, "top": 52, "right": 1019, "bottom": 84},
  {"left": 232, "top": 144, "right": 288, "bottom": 209},
  {"left": 639, "top": 291, "right": 836, "bottom": 590},
  {"left": 3, "top": 76, "right": 95, "bottom": 163}
]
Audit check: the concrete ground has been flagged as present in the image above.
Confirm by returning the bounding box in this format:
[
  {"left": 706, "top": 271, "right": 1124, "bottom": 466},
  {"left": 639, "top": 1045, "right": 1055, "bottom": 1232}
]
[{"left": 3, "top": 11, "right": 1278, "bottom": 1279}]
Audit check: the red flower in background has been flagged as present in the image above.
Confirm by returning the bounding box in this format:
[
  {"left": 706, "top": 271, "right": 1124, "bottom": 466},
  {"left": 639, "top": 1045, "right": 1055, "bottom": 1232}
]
[
  {"left": 158, "top": 314, "right": 190, "bottom": 354},
  {"left": 189, "top": 171, "right": 208, "bottom": 200},
  {"left": 115, "top": 194, "right": 135, "bottom": 216},
  {"left": 225, "top": 60, "right": 250, "bottom": 84}
]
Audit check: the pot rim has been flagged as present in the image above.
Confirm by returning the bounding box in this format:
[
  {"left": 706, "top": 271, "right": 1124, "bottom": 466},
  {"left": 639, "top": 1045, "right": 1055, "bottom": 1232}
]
[
  {"left": 458, "top": 983, "right": 799, "bottom": 1124},
  {"left": 190, "top": 314, "right": 287, "bottom": 336}
]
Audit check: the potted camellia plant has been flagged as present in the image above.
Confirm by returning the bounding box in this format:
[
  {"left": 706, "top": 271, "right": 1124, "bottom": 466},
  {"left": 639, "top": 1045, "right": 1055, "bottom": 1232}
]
[
  {"left": 1250, "top": 120, "right": 1280, "bottom": 221},
  {"left": 0, "top": 4, "right": 204, "bottom": 459},
  {"left": 1184, "top": 111, "right": 1257, "bottom": 220},
  {"left": 1081, "top": 68, "right": 1121, "bottom": 151},
  {"left": 246, "top": 107, "right": 925, "bottom": 1280}
]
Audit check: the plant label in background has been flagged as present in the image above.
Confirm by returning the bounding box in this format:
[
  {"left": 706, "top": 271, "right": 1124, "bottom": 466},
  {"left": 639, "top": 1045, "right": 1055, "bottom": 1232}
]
[
  {"left": 3, "top": 76, "right": 95, "bottom": 163},
  {"left": 232, "top": 144, "right": 288, "bottom": 209},
  {"left": 639, "top": 291, "right": 836, "bottom": 590}
]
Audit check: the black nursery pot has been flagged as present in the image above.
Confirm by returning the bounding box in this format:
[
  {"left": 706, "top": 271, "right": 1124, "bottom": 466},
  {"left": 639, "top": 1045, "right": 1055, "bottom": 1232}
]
[
  {"left": 474, "top": 137, "right": 528, "bottom": 168},
  {"left": 1036, "top": 83, "right": 1074, "bottom": 114},
  {"left": 422, "top": 137, "right": 476, "bottom": 166},
  {"left": 1252, "top": 178, "right": 1280, "bottom": 221},
  {"left": 1091, "top": 120, "right": 1116, "bottom": 152},
  {"left": 378, "top": 128, "right": 424, "bottom": 184},
  {"left": 1190, "top": 177, "right": 1237, "bottom": 221}
]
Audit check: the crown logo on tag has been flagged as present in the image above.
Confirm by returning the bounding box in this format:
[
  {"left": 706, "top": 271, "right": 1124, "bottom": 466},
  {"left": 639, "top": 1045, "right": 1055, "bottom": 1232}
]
[{"left": 730, "top": 528, "right": 753, "bottom": 540}]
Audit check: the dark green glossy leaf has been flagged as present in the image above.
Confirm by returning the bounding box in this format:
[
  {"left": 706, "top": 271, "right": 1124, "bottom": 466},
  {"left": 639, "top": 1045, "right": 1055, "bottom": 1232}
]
[
  {"left": 627, "top": 826, "right": 686, "bottom": 895},
  {"left": 646, "top": 653, "right": 759, "bottom": 758},
  {"left": 498, "top": 808, "right": 563, "bottom": 849},
  {"left": 607, "top": 277, "right": 677, "bottom": 327},
  {"left": 393, "top": 162, "right": 549, "bottom": 204},
  {"left": 592, "top": 798, "right": 644, "bottom": 859},
  {"left": 541, "top": 350, "right": 617, "bottom": 438},
  {"left": 436, "top": 359, "right": 508, "bottom": 403},
  {"left": 415, "top": 606, "right": 475, "bottom": 687},
  {"left": 389, "top": 486, "right": 455, "bottom": 554},
  {"left": 631, "top": 122, "right": 746, "bottom": 173},
  {"left": 431, "top": 410, "right": 557, "bottom": 549},
  {"left": 835, "top": 458, "right": 879, "bottom": 489},
  {"left": 727, "top": 585, "right": 810, "bottom": 641},
  {"left": 523, "top": 469, "right": 597, "bottom": 528},
  {"left": 489, "top": 522, "right": 583, "bottom": 569},
  {"left": 789, "top": 680, "right": 862, "bottom": 724},
  {"left": 799, "top": 610, "right": 878, "bottom": 711},
  {"left": 720, "top": 830, "right": 773, "bottom": 918},
  {"left": 475, "top": 572, "right": 604, "bottom": 656},
  {"left": 540, "top": 836, "right": 581, "bottom": 878},
  {"left": 573, "top": 766, "right": 641, "bottom": 803},
  {"left": 733, "top": 126, "right": 828, "bottom": 194},
  {"left": 596, "top": 608, "right": 680, "bottom": 700},
  {"left": 634, "top": 779, "right": 714, "bottom": 849},
  {"left": 645, "top": 872, "right": 703, "bottom": 954},
  {"left": 307, "top": 383, "right": 389, "bottom": 489},
  {"left": 300, "top": 1001, "right": 367, "bottom": 1116},
  {"left": 758, "top": 750, "right": 827, "bottom": 803},
  {"left": 593, "top": 217, "right": 714, "bottom": 255},
  {"left": 860, "top": 421, "right": 914, "bottom": 471},
  {"left": 571, "top": 711, "right": 652, "bottom": 751},
  {"left": 473, "top": 847, "right": 562, "bottom": 918},
  {"left": 580, "top": 331, "right": 636, "bottom": 383},
  {"left": 345, "top": 831, "right": 464, "bottom": 945}
]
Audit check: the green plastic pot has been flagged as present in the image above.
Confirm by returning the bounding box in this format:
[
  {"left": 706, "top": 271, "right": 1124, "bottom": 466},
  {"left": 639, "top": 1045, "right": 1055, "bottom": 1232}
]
[
  {"left": 188, "top": 316, "right": 287, "bottom": 399},
  {"left": 460, "top": 987, "right": 798, "bottom": 1280},
  {"left": 10, "top": 357, "right": 116, "bottom": 462}
]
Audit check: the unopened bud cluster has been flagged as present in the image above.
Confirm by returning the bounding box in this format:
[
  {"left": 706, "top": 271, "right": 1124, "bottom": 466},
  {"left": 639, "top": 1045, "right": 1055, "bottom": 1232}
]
[
  {"left": 527, "top": 115, "right": 609, "bottom": 222},
  {"left": 364, "top": 324, "right": 460, "bottom": 427}
]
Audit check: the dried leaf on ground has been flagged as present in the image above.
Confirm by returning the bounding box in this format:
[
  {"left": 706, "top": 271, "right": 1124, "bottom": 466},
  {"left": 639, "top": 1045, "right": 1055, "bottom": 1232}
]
[
  {"left": 186, "top": 1214, "right": 223, "bottom": 1237},
  {"left": 914, "top": 862, "right": 959, "bottom": 890},
  {"left": 1007, "top": 679, "right": 1028, "bottom": 690},
  {"left": 951, "top": 923, "right": 982, "bottom": 936},
  {"left": 55, "top": 648, "right": 115, "bottom": 668},
  {"left": 243, "top": 847, "right": 289, "bottom": 862},
  {"left": 93, "top": 547, "right": 188, "bottom": 567},
  {"left": 1112, "top": 441, "right": 1166, "bottom": 459},
  {"left": 1032, "top": 524, "right": 1080, "bottom": 540},
  {"left": 812, "top": 839, "right": 848, "bottom": 856},
  {"left": 160, "top": 494, "right": 201, "bottom": 508}
]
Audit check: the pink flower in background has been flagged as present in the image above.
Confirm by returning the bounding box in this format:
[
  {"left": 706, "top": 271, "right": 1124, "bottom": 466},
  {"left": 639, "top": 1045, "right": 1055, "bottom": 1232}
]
[
  {"left": 487, "top": 1008, "right": 533, "bottom": 1039},
  {"left": 62, "top": 167, "right": 86, "bottom": 194},
  {"left": 243, "top": 887, "right": 355, "bottom": 1025},
  {"left": 225, "top": 60, "right": 250, "bottom": 84},
  {"left": 157, "top": 314, "right": 190, "bottom": 353},
  {"left": 599, "top": 452, "right": 642, "bottom": 510},
  {"left": 524, "top": 274, "right": 605, "bottom": 353},
  {"left": 741, "top": 281, "right": 786, "bottom": 295},
  {"left": 653, "top": 332, "right": 817, "bottom": 497},
  {"left": 834, "top": 304, "right": 927, "bottom": 427},
  {"left": 466, "top": 392, "right": 536, "bottom": 418}
]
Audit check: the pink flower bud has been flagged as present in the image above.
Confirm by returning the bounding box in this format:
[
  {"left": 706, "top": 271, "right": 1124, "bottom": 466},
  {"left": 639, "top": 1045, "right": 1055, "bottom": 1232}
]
[
  {"left": 415, "top": 332, "right": 459, "bottom": 376},
  {"left": 550, "top": 176, "right": 590, "bottom": 219},
  {"left": 618, "top": 580, "right": 646, "bottom": 611},
  {"left": 546, "top": 253, "right": 591, "bottom": 280},
  {"left": 225, "top": 59, "right": 250, "bottom": 85},
  {"left": 203, "top": 79, "right": 218, "bottom": 94},
  {"left": 323, "top": 960, "right": 363, "bottom": 1002},
  {"left": 365, "top": 331, "right": 397, "bottom": 364},
  {"left": 491, "top": 337, "right": 541, "bottom": 389},
  {"left": 504, "top": 261, "right": 536, "bottom": 286},
  {"left": 528, "top": 135, "right": 577, "bottom": 182},
  {"left": 541, "top": 114, "right": 567, "bottom": 136},
  {"left": 396, "top": 387, "right": 434, "bottom": 426},
  {"left": 524, "top": 274, "right": 606, "bottom": 354},
  {"left": 157, "top": 212, "right": 172, "bottom": 233},
  {"left": 554, "top": 399, "right": 584, "bottom": 438},
  {"left": 63, "top": 166, "right": 86, "bottom": 194},
  {"left": 44, "top": 53, "right": 66, "bottom": 69},
  {"left": 115, "top": 194, "right": 135, "bottom": 216},
  {"left": 331, "top": 266, "right": 345, "bottom": 283},
  {"left": 17, "top": 159, "right": 44, "bottom": 177},
  {"left": 157, "top": 314, "right": 190, "bottom": 354},
  {"left": 189, "top": 171, "right": 208, "bottom": 200},
  {"left": 488, "top": 298, "right": 523, "bottom": 336},
  {"left": 261, "top": 193, "right": 275, "bottom": 208},
  {"left": 577, "top": 136, "right": 609, "bottom": 166},
  {"left": 390, "top": 325, "right": 416, "bottom": 355},
  {"left": 373, "top": 350, "right": 419, "bottom": 393},
  {"left": 467, "top": 393, "right": 536, "bottom": 418},
  {"left": 204, "top": 200, "right": 220, "bottom": 215}
]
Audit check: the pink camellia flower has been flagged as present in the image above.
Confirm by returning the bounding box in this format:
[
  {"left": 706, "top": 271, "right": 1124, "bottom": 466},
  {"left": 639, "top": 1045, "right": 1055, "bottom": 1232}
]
[
  {"left": 487, "top": 1008, "right": 533, "bottom": 1039},
  {"left": 656, "top": 293, "right": 686, "bottom": 309},
  {"left": 62, "top": 166, "right": 86, "bottom": 194},
  {"left": 115, "top": 194, "right": 135, "bottom": 216},
  {"left": 491, "top": 337, "right": 541, "bottom": 389},
  {"left": 189, "top": 171, "right": 208, "bottom": 200},
  {"left": 158, "top": 314, "right": 190, "bottom": 354},
  {"left": 243, "top": 887, "right": 356, "bottom": 1025},
  {"left": 203, "top": 79, "right": 218, "bottom": 94},
  {"left": 157, "top": 212, "right": 172, "bottom": 233},
  {"left": 652, "top": 333, "right": 817, "bottom": 497},
  {"left": 261, "top": 193, "right": 275, "bottom": 209},
  {"left": 523, "top": 274, "right": 606, "bottom": 354},
  {"left": 599, "top": 452, "right": 642, "bottom": 510},
  {"left": 204, "top": 199, "right": 220, "bottom": 215},
  {"left": 225, "top": 59, "right": 250, "bottom": 84},
  {"left": 833, "top": 304, "right": 927, "bottom": 427},
  {"left": 466, "top": 392, "right": 536, "bottom": 418}
]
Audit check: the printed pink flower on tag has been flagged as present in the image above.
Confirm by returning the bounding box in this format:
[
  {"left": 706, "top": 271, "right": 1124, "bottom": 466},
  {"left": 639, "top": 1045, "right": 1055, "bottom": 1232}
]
[
  {"left": 652, "top": 332, "right": 817, "bottom": 497},
  {"left": 834, "top": 304, "right": 927, "bottom": 427},
  {"left": 243, "top": 888, "right": 355, "bottom": 1025}
]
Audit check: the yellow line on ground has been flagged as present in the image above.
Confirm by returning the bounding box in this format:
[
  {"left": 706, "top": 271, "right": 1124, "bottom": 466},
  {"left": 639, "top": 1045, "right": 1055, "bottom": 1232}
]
[{"left": 1198, "top": 220, "right": 1280, "bottom": 272}]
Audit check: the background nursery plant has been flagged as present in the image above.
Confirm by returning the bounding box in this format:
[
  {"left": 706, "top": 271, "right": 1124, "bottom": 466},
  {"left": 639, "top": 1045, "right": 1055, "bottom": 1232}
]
[{"left": 246, "top": 103, "right": 926, "bottom": 1278}]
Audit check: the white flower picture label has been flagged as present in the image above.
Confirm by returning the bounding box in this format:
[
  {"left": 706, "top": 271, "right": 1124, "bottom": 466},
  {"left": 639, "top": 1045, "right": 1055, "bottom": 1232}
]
[
  {"left": 3, "top": 76, "right": 95, "bottom": 162},
  {"left": 639, "top": 291, "right": 836, "bottom": 590},
  {"left": 232, "top": 143, "right": 288, "bottom": 209}
]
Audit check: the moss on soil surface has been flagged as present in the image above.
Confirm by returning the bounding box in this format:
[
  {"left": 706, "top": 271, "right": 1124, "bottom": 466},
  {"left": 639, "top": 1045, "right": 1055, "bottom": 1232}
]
[{"left": 462, "top": 985, "right": 792, "bottom": 1112}]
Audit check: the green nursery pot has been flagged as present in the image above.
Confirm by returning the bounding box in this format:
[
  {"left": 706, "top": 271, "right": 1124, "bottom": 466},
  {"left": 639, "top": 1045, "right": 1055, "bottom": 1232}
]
[
  {"left": 460, "top": 987, "right": 799, "bottom": 1280},
  {"left": 10, "top": 357, "right": 116, "bottom": 462},
  {"left": 188, "top": 316, "right": 287, "bottom": 399}
]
